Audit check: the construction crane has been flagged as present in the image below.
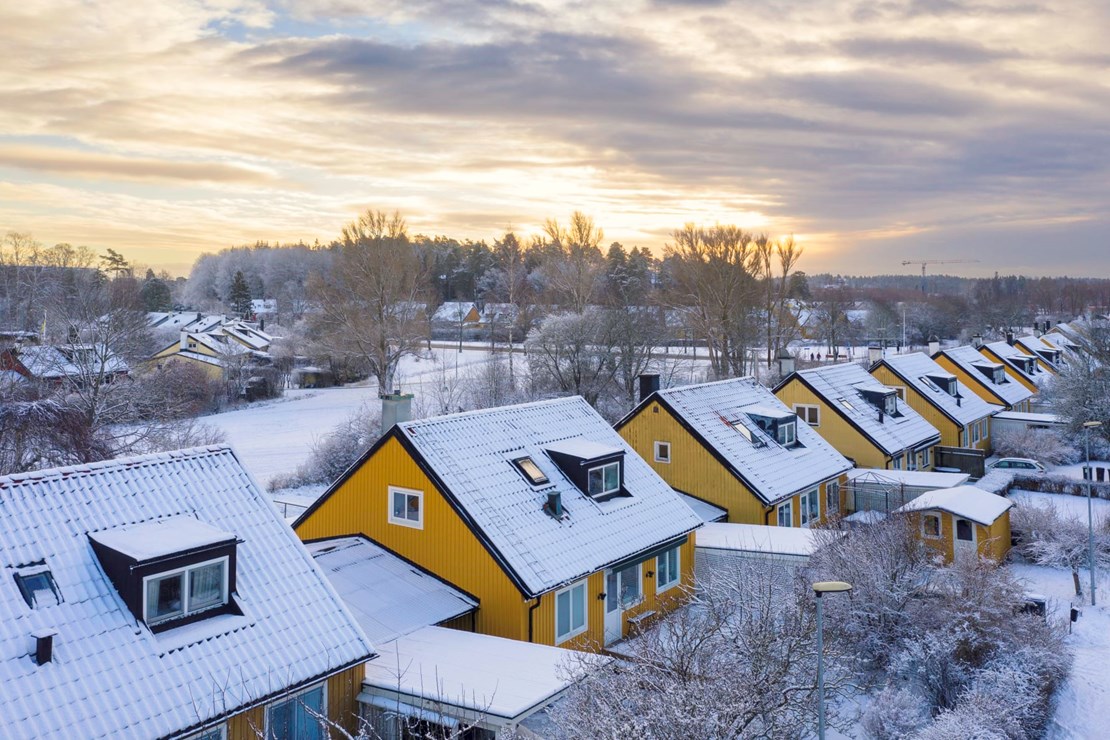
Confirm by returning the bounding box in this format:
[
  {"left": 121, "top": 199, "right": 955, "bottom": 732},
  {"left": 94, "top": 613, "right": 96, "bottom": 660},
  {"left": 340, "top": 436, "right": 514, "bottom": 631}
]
[{"left": 901, "top": 259, "right": 980, "bottom": 294}]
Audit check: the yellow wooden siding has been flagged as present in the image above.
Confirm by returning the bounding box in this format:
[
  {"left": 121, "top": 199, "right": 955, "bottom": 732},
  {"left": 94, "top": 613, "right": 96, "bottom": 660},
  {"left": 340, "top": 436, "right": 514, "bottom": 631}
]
[
  {"left": 913, "top": 510, "right": 1009, "bottom": 563},
  {"left": 437, "top": 612, "right": 476, "bottom": 632},
  {"left": 981, "top": 510, "right": 1011, "bottom": 561},
  {"left": 224, "top": 665, "right": 364, "bottom": 739},
  {"left": 227, "top": 706, "right": 265, "bottom": 740},
  {"left": 295, "top": 435, "right": 531, "bottom": 642},
  {"left": 775, "top": 379, "right": 890, "bottom": 469},
  {"left": 933, "top": 355, "right": 1008, "bottom": 410},
  {"left": 618, "top": 402, "right": 771, "bottom": 523},
  {"left": 871, "top": 366, "right": 960, "bottom": 448},
  {"left": 979, "top": 347, "right": 1040, "bottom": 394},
  {"left": 151, "top": 343, "right": 180, "bottom": 361}
]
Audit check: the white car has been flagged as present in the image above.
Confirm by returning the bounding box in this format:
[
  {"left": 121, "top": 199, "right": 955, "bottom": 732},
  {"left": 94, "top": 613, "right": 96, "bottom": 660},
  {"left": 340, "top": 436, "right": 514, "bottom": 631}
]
[{"left": 988, "top": 458, "right": 1047, "bottom": 474}]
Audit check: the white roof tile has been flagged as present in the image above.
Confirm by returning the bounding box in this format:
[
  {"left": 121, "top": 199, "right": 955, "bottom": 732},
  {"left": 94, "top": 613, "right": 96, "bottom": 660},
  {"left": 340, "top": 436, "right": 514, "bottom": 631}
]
[
  {"left": 644, "top": 377, "right": 852, "bottom": 505},
  {"left": 793, "top": 363, "right": 941, "bottom": 456},
  {"left": 938, "top": 345, "right": 1035, "bottom": 406},
  {"left": 0, "top": 447, "right": 373, "bottom": 739},
  {"left": 877, "top": 353, "right": 998, "bottom": 427},
  {"left": 895, "top": 485, "right": 1013, "bottom": 526},
  {"left": 397, "top": 397, "right": 702, "bottom": 596}
]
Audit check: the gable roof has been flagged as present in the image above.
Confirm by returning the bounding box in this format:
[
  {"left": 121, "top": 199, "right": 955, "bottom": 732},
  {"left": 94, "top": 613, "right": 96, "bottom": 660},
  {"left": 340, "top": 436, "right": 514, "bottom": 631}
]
[
  {"left": 982, "top": 341, "right": 1051, "bottom": 390},
  {"left": 388, "top": 397, "right": 702, "bottom": 597},
  {"left": 787, "top": 363, "right": 941, "bottom": 456},
  {"left": 13, "top": 345, "right": 128, "bottom": 379},
  {"left": 622, "top": 377, "right": 851, "bottom": 505},
  {"left": 1013, "top": 335, "right": 1065, "bottom": 370},
  {"left": 0, "top": 446, "right": 374, "bottom": 739},
  {"left": 875, "top": 353, "right": 999, "bottom": 427},
  {"left": 934, "top": 345, "right": 1034, "bottom": 407},
  {"left": 896, "top": 485, "right": 1012, "bottom": 526}
]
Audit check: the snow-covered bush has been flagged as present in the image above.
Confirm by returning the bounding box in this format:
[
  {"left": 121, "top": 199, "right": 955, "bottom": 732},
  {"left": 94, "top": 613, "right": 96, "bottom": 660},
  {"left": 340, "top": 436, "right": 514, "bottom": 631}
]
[
  {"left": 992, "top": 426, "right": 1079, "bottom": 466},
  {"left": 1011, "top": 501, "right": 1110, "bottom": 596},
  {"left": 268, "top": 404, "right": 380, "bottom": 490},
  {"left": 860, "top": 686, "right": 929, "bottom": 739},
  {"left": 974, "top": 470, "right": 1013, "bottom": 496}
]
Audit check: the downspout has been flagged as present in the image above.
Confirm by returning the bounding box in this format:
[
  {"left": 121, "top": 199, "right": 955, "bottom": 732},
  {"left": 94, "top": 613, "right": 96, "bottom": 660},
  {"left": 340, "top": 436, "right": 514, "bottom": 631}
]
[
  {"left": 527, "top": 596, "right": 542, "bottom": 643},
  {"left": 764, "top": 506, "right": 774, "bottom": 526}
]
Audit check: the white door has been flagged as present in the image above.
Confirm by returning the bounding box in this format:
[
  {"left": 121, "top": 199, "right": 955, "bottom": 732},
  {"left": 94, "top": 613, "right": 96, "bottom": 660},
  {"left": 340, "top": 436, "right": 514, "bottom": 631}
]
[
  {"left": 954, "top": 517, "right": 977, "bottom": 559},
  {"left": 604, "top": 569, "right": 622, "bottom": 645}
]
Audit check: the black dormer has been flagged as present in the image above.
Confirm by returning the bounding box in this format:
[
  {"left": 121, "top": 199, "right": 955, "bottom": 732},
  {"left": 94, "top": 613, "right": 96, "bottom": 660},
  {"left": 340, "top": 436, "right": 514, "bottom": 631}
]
[
  {"left": 89, "top": 515, "right": 240, "bottom": 633},
  {"left": 925, "top": 374, "right": 959, "bottom": 397},
  {"left": 858, "top": 387, "right": 900, "bottom": 418},
  {"left": 545, "top": 438, "right": 629, "bottom": 502},
  {"left": 743, "top": 405, "right": 799, "bottom": 447}
]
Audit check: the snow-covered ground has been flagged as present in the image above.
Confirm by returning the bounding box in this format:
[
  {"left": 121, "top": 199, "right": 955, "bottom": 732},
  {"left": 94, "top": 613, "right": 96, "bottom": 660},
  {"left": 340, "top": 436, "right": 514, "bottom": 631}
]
[
  {"left": 1009, "top": 562, "right": 1110, "bottom": 740},
  {"left": 1010, "top": 489, "right": 1110, "bottom": 522},
  {"left": 1049, "top": 461, "right": 1110, "bottom": 481}
]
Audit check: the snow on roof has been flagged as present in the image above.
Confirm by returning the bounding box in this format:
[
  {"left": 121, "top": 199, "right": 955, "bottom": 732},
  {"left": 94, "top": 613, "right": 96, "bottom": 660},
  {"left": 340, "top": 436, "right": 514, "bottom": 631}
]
[
  {"left": 795, "top": 363, "right": 941, "bottom": 456},
  {"left": 696, "top": 523, "right": 840, "bottom": 557},
  {"left": 676, "top": 492, "right": 728, "bottom": 522},
  {"left": 878, "top": 353, "right": 997, "bottom": 426},
  {"left": 308, "top": 537, "right": 476, "bottom": 645},
  {"left": 993, "top": 411, "right": 1065, "bottom": 424},
  {"left": 938, "top": 345, "right": 1034, "bottom": 406},
  {"left": 847, "top": 468, "right": 970, "bottom": 489},
  {"left": 14, "top": 345, "right": 128, "bottom": 378},
  {"left": 1040, "top": 332, "right": 1077, "bottom": 350},
  {"left": 544, "top": 437, "right": 623, "bottom": 460},
  {"left": 640, "top": 377, "right": 851, "bottom": 505},
  {"left": 741, "top": 402, "right": 794, "bottom": 419},
  {"left": 89, "top": 515, "right": 235, "bottom": 562},
  {"left": 895, "top": 485, "right": 1013, "bottom": 526},
  {"left": 984, "top": 341, "right": 1052, "bottom": 389},
  {"left": 431, "top": 301, "right": 477, "bottom": 322},
  {"left": 220, "top": 324, "right": 271, "bottom": 351},
  {"left": 0, "top": 446, "right": 374, "bottom": 739},
  {"left": 395, "top": 397, "right": 702, "bottom": 597},
  {"left": 362, "top": 625, "right": 602, "bottom": 720}
]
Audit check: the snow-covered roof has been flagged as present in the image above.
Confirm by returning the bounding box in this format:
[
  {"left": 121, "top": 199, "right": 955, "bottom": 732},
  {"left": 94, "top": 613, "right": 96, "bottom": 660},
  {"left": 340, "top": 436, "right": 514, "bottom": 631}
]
[
  {"left": 545, "top": 437, "right": 623, "bottom": 460},
  {"left": 14, "top": 345, "right": 128, "bottom": 379},
  {"left": 676, "top": 492, "right": 728, "bottom": 523},
  {"left": 983, "top": 341, "right": 1051, "bottom": 389},
  {"left": 792, "top": 363, "right": 941, "bottom": 456},
  {"left": 936, "top": 345, "right": 1035, "bottom": 407},
  {"left": 1040, "top": 332, "right": 1077, "bottom": 351},
  {"left": 1014, "top": 336, "right": 1064, "bottom": 368},
  {"left": 0, "top": 446, "right": 374, "bottom": 739},
  {"left": 361, "top": 625, "right": 601, "bottom": 721},
  {"left": 220, "top": 323, "right": 271, "bottom": 351},
  {"left": 847, "top": 468, "right": 970, "bottom": 489},
  {"left": 876, "top": 352, "right": 998, "bottom": 427},
  {"left": 895, "top": 485, "right": 1013, "bottom": 526},
  {"left": 393, "top": 397, "right": 703, "bottom": 597},
  {"left": 307, "top": 536, "right": 476, "bottom": 645},
  {"left": 992, "top": 410, "right": 1065, "bottom": 425},
  {"left": 89, "top": 515, "right": 236, "bottom": 562},
  {"left": 695, "top": 522, "right": 840, "bottom": 557},
  {"left": 630, "top": 377, "right": 852, "bottom": 505},
  {"left": 431, "top": 301, "right": 477, "bottom": 323}
]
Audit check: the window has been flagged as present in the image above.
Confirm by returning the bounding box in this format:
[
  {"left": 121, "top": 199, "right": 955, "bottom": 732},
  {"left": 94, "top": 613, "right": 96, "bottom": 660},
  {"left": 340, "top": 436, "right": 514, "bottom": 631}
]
[
  {"left": 972, "top": 422, "right": 981, "bottom": 443},
  {"left": 799, "top": 489, "right": 820, "bottom": 527},
  {"left": 837, "top": 397, "right": 855, "bottom": 412},
  {"left": 656, "top": 547, "right": 681, "bottom": 592},
  {"left": 142, "top": 557, "right": 228, "bottom": 626},
  {"left": 729, "top": 419, "right": 755, "bottom": 442},
  {"left": 777, "top": 500, "right": 793, "bottom": 527},
  {"left": 654, "top": 441, "right": 671, "bottom": 463},
  {"left": 961, "top": 427, "right": 969, "bottom": 446},
  {"left": 587, "top": 462, "right": 620, "bottom": 497},
  {"left": 794, "top": 404, "right": 820, "bottom": 426},
  {"left": 893, "top": 386, "right": 906, "bottom": 400},
  {"left": 776, "top": 420, "right": 797, "bottom": 447},
  {"left": 923, "top": 514, "right": 941, "bottom": 538},
  {"left": 555, "top": 580, "right": 588, "bottom": 643},
  {"left": 955, "top": 519, "right": 974, "bottom": 542},
  {"left": 14, "top": 569, "right": 61, "bottom": 608},
  {"left": 883, "top": 394, "right": 898, "bottom": 415},
  {"left": 267, "top": 683, "right": 326, "bottom": 740},
  {"left": 513, "top": 457, "right": 549, "bottom": 485},
  {"left": 891, "top": 455, "right": 903, "bottom": 470},
  {"left": 825, "top": 481, "right": 840, "bottom": 516},
  {"left": 979, "top": 420, "right": 988, "bottom": 440},
  {"left": 388, "top": 486, "right": 423, "bottom": 529},
  {"left": 921, "top": 447, "right": 931, "bottom": 468},
  {"left": 615, "top": 563, "right": 642, "bottom": 607}
]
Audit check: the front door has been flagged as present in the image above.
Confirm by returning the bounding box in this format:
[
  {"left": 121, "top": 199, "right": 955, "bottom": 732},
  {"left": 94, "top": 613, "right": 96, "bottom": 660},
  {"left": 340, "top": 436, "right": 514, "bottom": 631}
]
[
  {"left": 954, "top": 517, "right": 976, "bottom": 559},
  {"left": 604, "top": 563, "right": 642, "bottom": 645}
]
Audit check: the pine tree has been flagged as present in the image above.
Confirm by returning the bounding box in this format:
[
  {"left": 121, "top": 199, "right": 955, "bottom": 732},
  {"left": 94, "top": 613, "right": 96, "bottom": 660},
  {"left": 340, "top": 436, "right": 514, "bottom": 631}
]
[{"left": 228, "top": 271, "right": 252, "bottom": 317}]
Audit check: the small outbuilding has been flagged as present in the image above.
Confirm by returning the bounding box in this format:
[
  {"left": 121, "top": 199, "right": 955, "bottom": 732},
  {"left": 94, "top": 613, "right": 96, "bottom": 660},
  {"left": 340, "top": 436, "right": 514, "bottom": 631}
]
[{"left": 896, "top": 485, "right": 1013, "bottom": 562}]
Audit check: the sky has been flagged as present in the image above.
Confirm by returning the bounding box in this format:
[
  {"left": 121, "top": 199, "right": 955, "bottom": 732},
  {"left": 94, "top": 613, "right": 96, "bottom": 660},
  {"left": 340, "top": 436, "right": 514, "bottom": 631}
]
[{"left": 1, "top": 0, "right": 1108, "bottom": 277}]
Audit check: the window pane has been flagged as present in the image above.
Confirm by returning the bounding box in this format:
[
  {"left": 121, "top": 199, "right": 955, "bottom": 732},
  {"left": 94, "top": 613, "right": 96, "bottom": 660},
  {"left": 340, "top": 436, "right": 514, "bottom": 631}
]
[
  {"left": 147, "top": 573, "right": 184, "bottom": 623},
  {"left": 556, "top": 590, "right": 570, "bottom": 636},
  {"left": 606, "top": 570, "right": 618, "bottom": 612},
  {"left": 604, "top": 463, "right": 619, "bottom": 492},
  {"left": 808, "top": 492, "right": 819, "bottom": 520},
  {"left": 189, "top": 562, "right": 224, "bottom": 612},
  {"left": 778, "top": 502, "right": 791, "bottom": 527},
  {"left": 588, "top": 468, "right": 603, "bottom": 495},
  {"left": 571, "top": 584, "right": 585, "bottom": 631},
  {"left": 956, "top": 520, "right": 973, "bottom": 541},
  {"left": 405, "top": 494, "right": 420, "bottom": 521},
  {"left": 618, "top": 564, "right": 640, "bottom": 606},
  {"left": 293, "top": 686, "right": 324, "bottom": 740},
  {"left": 392, "top": 491, "right": 406, "bottom": 519}
]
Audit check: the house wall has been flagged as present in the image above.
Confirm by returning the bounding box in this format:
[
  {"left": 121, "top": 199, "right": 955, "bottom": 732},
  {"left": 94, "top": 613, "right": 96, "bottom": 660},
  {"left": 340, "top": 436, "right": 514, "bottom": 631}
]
[
  {"left": 933, "top": 355, "right": 1023, "bottom": 413},
  {"left": 774, "top": 379, "right": 891, "bottom": 470},
  {"left": 618, "top": 400, "right": 842, "bottom": 525},
  {"left": 870, "top": 366, "right": 991, "bottom": 452},
  {"left": 914, "top": 510, "right": 1009, "bottom": 562},
  {"left": 158, "top": 353, "right": 225, "bottom": 381},
  {"left": 223, "top": 664, "right": 364, "bottom": 739},
  {"left": 978, "top": 347, "right": 1041, "bottom": 395},
  {"left": 982, "top": 510, "right": 1011, "bottom": 561}
]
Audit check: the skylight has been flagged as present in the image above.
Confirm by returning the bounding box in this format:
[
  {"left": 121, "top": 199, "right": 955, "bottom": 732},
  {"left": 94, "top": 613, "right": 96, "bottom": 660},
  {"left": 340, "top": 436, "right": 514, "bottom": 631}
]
[
  {"left": 14, "top": 568, "right": 62, "bottom": 608},
  {"left": 838, "top": 398, "right": 855, "bottom": 411},
  {"left": 513, "top": 457, "right": 549, "bottom": 486},
  {"left": 728, "top": 419, "right": 754, "bottom": 441}
]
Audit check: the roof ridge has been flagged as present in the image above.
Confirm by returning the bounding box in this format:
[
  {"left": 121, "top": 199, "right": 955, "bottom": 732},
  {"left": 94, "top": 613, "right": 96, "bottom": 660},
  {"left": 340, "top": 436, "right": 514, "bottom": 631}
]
[
  {"left": 656, "top": 375, "right": 758, "bottom": 396},
  {"left": 0, "top": 445, "right": 234, "bottom": 488},
  {"left": 398, "top": 395, "right": 587, "bottom": 429}
]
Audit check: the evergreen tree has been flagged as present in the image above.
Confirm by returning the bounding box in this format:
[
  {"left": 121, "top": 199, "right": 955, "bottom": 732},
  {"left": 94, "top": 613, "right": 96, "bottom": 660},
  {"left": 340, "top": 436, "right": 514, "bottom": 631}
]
[
  {"left": 228, "top": 270, "right": 252, "bottom": 317},
  {"left": 140, "top": 275, "right": 172, "bottom": 312}
]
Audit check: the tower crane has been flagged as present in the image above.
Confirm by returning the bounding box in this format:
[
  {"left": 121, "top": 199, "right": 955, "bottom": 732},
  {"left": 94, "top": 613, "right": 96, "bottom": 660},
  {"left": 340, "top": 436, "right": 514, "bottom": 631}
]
[{"left": 901, "top": 259, "right": 979, "bottom": 293}]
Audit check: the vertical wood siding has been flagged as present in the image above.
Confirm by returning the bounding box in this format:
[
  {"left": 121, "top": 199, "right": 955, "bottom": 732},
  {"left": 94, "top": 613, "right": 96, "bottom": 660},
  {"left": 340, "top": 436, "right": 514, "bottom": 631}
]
[
  {"left": 775, "top": 379, "right": 890, "bottom": 469},
  {"left": 934, "top": 355, "right": 1010, "bottom": 411}
]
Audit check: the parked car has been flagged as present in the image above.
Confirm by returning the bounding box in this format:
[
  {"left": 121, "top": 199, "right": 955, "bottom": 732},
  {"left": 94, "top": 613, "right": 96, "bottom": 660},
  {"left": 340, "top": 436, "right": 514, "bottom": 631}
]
[{"left": 988, "top": 457, "right": 1047, "bottom": 474}]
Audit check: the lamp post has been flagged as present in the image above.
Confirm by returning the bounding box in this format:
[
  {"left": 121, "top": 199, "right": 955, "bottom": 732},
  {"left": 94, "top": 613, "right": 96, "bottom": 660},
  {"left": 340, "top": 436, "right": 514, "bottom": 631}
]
[
  {"left": 1084, "top": 420, "right": 1102, "bottom": 606},
  {"left": 812, "top": 580, "right": 852, "bottom": 740}
]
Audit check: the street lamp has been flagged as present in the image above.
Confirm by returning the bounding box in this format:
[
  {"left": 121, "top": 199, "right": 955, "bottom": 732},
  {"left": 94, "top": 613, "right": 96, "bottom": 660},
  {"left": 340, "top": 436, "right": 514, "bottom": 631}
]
[
  {"left": 1084, "top": 420, "right": 1102, "bottom": 606},
  {"left": 812, "top": 580, "right": 852, "bottom": 740}
]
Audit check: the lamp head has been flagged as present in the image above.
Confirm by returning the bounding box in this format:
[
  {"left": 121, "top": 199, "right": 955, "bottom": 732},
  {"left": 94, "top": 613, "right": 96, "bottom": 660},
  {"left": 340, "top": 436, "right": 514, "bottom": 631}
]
[
  {"left": 812, "top": 580, "right": 853, "bottom": 595},
  {"left": 1083, "top": 421, "right": 1103, "bottom": 429}
]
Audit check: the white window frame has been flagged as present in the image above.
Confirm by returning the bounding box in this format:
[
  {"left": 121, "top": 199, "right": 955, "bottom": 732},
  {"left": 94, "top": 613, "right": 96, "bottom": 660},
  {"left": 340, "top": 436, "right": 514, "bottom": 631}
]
[
  {"left": 891, "top": 455, "right": 903, "bottom": 471},
  {"left": 972, "top": 422, "right": 981, "bottom": 443},
  {"left": 141, "top": 555, "right": 229, "bottom": 627},
  {"left": 921, "top": 447, "right": 931, "bottom": 468},
  {"left": 777, "top": 500, "right": 793, "bottom": 528},
  {"left": 656, "top": 546, "right": 681, "bottom": 593},
  {"left": 653, "top": 441, "right": 671, "bottom": 464},
  {"left": 955, "top": 517, "right": 976, "bottom": 544},
  {"left": 799, "top": 488, "right": 819, "bottom": 527},
  {"left": 387, "top": 486, "right": 424, "bottom": 529},
  {"left": 922, "top": 513, "right": 942, "bottom": 539},
  {"left": 587, "top": 461, "right": 621, "bottom": 497},
  {"left": 794, "top": 404, "right": 820, "bottom": 427},
  {"left": 777, "top": 420, "right": 797, "bottom": 447},
  {"left": 825, "top": 481, "right": 840, "bottom": 516},
  {"left": 555, "top": 580, "right": 588, "bottom": 644},
  {"left": 893, "top": 386, "right": 906, "bottom": 401},
  {"left": 265, "top": 682, "right": 327, "bottom": 740},
  {"left": 961, "top": 427, "right": 969, "bottom": 446}
]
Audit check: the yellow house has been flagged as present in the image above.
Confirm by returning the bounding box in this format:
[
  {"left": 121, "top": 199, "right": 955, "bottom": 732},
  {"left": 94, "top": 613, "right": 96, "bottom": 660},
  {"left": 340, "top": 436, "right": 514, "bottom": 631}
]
[
  {"left": 1014, "top": 335, "right": 1066, "bottom": 374},
  {"left": 295, "top": 396, "right": 703, "bottom": 651},
  {"left": 774, "top": 363, "right": 942, "bottom": 472},
  {"left": 150, "top": 331, "right": 245, "bottom": 380},
  {"left": 932, "top": 345, "right": 1034, "bottom": 412},
  {"left": 896, "top": 485, "right": 1013, "bottom": 562},
  {"left": 616, "top": 376, "right": 851, "bottom": 527},
  {"left": 869, "top": 352, "right": 998, "bottom": 452},
  {"left": 979, "top": 340, "right": 1049, "bottom": 395}
]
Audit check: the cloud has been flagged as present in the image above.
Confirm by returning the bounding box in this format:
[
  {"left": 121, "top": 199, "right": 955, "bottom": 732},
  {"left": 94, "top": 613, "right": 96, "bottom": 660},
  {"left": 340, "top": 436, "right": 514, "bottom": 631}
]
[{"left": 0, "top": 145, "right": 278, "bottom": 185}]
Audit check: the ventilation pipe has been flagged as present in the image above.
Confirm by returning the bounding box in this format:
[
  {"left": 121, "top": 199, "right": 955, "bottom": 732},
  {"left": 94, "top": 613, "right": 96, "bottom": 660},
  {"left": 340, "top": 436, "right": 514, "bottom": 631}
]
[
  {"left": 545, "top": 491, "right": 563, "bottom": 519},
  {"left": 971, "top": 333, "right": 984, "bottom": 349},
  {"left": 32, "top": 629, "right": 56, "bottom": 665},
  {"left": 638, "top": 373, "right": 661, "bottom": 403},
  {"left": 381, "top": 391, "right": 414, "bottom": 434}
]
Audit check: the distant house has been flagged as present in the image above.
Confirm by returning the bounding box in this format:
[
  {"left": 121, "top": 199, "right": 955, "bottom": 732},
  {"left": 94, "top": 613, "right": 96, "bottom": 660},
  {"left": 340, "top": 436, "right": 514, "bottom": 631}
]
[
  {"left": 0, "top": 446, "right": 375, "bottom": 739},
  {"left": 295, "top": 396, "right": 703, "bottom": 649},
  {"left": 979, "top": 339, "right": 1050, "bottom": 394},
  {"left": 431, "top": 301, "right": 481, "bottom": 329},
  {"left": 150, "top": 331, "right": 252, "bottom": 380},
  {"left": 932, "top": 345, "right": 1035, "bottom": 412},
  {"left": 896, "top": 485, "right": 1013, "bottom": 562},
  {"left": 616, "top": 376, "right": 852, "bottom": 527},
  {"left": 869, "top": 352, "right": 998, "bottom": 452},
  {"left": 774, "top": 362, "right": 942, "bottom": 472},
  {"left": 1013, "top": 335, "right": 1067, "bottom": 374},
  {"left": 0, "top": 344, "right": 129, "bottom": 389}
]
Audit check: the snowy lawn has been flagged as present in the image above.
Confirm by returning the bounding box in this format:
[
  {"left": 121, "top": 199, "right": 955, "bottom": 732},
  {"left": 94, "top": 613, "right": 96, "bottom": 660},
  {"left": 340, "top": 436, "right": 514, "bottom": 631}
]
[
  {"left": 1009, "top": 562, "right": 1110, "bottom": 740},
  {"left": 1050, "top": 461, "right": 1110, "bottom": 481},
  {"left": 1009, "top": 489, "right": 1110, "bottom": 523}
]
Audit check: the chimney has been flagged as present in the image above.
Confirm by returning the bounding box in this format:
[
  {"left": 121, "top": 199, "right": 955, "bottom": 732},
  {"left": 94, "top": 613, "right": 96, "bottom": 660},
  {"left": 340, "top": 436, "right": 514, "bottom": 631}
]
[
  {"left": 776, "top": 348, "right": 795, "bottom": 377},
  {"left": 638, "top": 373, "right": 661, "bottom": 403},
  {"left": 1006, "top": 331, "right": 1015, "bottom": 346},
  {"left": 868, "top": 345, "right": 882, "bottom": 364},
  {"left": 545, "top": 491, "right": 563, "bottom": 519},
  {"left": 32, "top": 629, "right": 57, "bottom": 665},
  {"left": 928, "top": 335, "right": 940, "bottom": 356},
  {"left": 380, "top": 391, "right": 414, "bottom": 433},
  {"left": 971, "top": 333, "right": 984, "bottom": 349},
  {"left": 180, "top": 331, "right": 190, "bottom": 351}
]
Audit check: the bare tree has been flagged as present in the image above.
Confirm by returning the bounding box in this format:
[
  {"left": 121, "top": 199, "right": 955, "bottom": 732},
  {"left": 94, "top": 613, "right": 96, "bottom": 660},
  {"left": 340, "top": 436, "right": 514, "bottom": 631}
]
[
  {"left": 308, "top": 210, "right": 431, "bottom": 392},
  {"left": 525, "top": 309, "right": 619, "bottom": 407},
  {"left": 753, "top": 235, "right": 804, "bottom": 367},
  {"left": 540, "top": 212, "right": 604, "bottom": 313}
]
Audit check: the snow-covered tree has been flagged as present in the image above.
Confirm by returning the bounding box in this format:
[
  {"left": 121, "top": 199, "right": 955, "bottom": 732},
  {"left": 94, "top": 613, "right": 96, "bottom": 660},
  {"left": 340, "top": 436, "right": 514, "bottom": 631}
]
[{"left": 1012, "top": 501, "right": 1110, "bottom": 596}]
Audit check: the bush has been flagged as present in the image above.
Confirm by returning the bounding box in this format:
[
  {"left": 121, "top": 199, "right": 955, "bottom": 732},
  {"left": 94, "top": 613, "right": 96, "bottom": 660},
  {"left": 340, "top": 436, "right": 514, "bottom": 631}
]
[{"left": 992, "top": 427, "right": 1078, "bottom": 466}]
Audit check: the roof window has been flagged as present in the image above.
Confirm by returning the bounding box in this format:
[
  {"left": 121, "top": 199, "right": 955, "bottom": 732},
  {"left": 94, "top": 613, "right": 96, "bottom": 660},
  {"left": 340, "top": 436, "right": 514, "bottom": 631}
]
[
  {"left": 512, "top": 456, "right": 550, "bottom": 486},
  {"left": 924, "top": 374, "right": 958, "bottom": 397},
  {"left": 837, "top": 397, "right": 855, "bottom": 412},
  {"left": 14, "top": 567, "right": 62, "bottom": 608},
  {"left": 545, "top": 438, "right": 628, "bottom": 502}
]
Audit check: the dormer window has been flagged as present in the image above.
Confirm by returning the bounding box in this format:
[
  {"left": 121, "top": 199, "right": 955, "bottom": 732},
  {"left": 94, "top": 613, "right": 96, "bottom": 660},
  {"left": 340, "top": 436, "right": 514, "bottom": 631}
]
[
  {"left": 924, "top": 374, "right": 958, "bottom": 397},
  {"left": 777, "top": 419, "right": 796, "bottom": 446},
  {"left": 144, "top": 557, "right": 228, "bottom": 626},
  {"left": 858, "top": 387, "right": 900, "bottom": 417},
  {"left": 588, "top": 462, "right": 620, "bottom": 496},
  {"left": 512, "top": 456, "right": 549, "bottom": 486},
  {"left": 545, "top": 438, "right": 627, "bottom": 502},
  {"left": 742, "top": 404, "right": 799, "bottom": 448}
]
